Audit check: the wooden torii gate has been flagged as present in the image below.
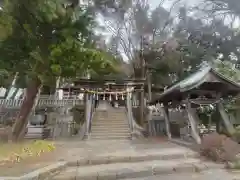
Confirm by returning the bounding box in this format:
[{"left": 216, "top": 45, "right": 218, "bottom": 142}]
[{"left": 149, "top": 65, "right": 240, "bottom": 144}]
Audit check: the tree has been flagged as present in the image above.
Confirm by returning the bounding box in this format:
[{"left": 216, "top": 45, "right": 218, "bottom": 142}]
[
  {"left": 201, "top": 0, "right": 240, "bottom": 18},
  {"left": 148, "top": 5, "right": 240, "bottom": 87},
  {"left": 0, "top": 0, "right": 117, "bottom": 141}
]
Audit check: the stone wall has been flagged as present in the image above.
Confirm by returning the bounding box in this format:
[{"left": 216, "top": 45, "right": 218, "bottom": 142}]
[{"left": 0, "top": 127, "right": 11, "bottom": 142}]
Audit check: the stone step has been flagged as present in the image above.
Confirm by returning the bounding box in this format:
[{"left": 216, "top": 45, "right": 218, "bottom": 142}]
[
  {"left": 92, "top": 122, "right": 129, "bottom": 129},
  {"left": 91, "top": 123, "right": 129, "bottom": 127},
  {"left": 95, "top": 114, "right": 126, "bottom": 117},
  {"left": 92, "top": 121, "right": 128, "bottom": 124},
  {"left": 90, "top": 132, "right": 131, "bottom": 137},
  {"left": 91, "top": 128, "right": 129, "bottom": 131},
  {"left": 66, "top": 148, "right": 199, "bottom": 166},
  {"left": 91, "top": 128, "right": 130, "bottom": 132},
  {"left": 91, "top": 128, "right": 130, "bottom": 131},
  {"left": 52, "top": 159, "right": 223, "bottom": 180},
  {"left": 91, "top": 127, "right": 129, "bottom": 130},
  {"left": 90, "top": 131, "right": 130, "bottom": 134},
  {"left": 89, "top": 135, "right": 131, "bottom": 140},
  {"left": 91, "top": 129, "right": 130, "bottom": 132},
  {"left": 92, "top": 124, "right": 129, "bottom": 127},
  {"left": 90, "top": 133, "right": 131, "bottom": 137},
  {"left": 94, "top": 112, "right": 126, "bottom": 115},
  {"left": 118, "top": 169, "right": 233, "bottom": 180},
  {"left": 94, "top": 118, "right": 127, "bottom": 121},
  {"left": 96, "top": 109, "right": 125, "bottom": 112},
  {"left": 95, "top": 118, "right": 127, "bottom": 121},
  {"left": 95, "top": 112, "right": 126, "bottom": 115},
  {"left": 95, "top": 112, "right": 126, "bottom": 114},
  {"left": 93, "top": 114, "right": 126, "bottom": 117},
  {"left": 93, "top": 121, "right": 127, "bottom": 124}
]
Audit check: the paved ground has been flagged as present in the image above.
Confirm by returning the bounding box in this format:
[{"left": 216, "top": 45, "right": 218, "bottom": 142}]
[
  {"left": 1, "top": 138, "right": 240, "bottom": 179},
  {"left": 54, "top": 138, "right": 188, "bottom": 161},
  {"left": 0, "top": 138, "right": 179, "bottom": 177},
  {"left": 122, "top": 169, "right": 240, "bottom": 180},
  {"left": 51, "top": 138, "right": 239, "bottom": 180}
]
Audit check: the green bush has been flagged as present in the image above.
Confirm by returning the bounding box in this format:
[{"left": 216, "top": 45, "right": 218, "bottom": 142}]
[{"left": 231, "top": 126, "right": 240, "bottom": 142}]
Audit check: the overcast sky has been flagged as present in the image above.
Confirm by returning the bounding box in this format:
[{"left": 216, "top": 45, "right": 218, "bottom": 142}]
[{"left": 97, "top": 0, "right": 203, "bottom": 61}]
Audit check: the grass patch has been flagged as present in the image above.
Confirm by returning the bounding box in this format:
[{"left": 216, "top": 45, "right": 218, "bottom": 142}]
[{"left": 0, "top": 140, "right": 55, "bottom": 165}]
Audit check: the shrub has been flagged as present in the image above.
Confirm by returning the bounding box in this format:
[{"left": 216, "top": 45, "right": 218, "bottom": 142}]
[
  {"left": 231, "top": 126, "right": 240, "bottom": 143},
  {"left": 200, "top": 132, "right": 240, "bottom": 162}
]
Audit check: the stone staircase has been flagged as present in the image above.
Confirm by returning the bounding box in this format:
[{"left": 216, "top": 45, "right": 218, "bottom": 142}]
[
  {"left": 51, "top": 141, "right": 226, "bottom": 180},
  {"left": 89, "top": 105, "right": 131, "bottom": 140}
]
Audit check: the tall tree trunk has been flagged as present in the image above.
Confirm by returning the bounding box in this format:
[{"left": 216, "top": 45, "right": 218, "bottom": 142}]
[{"left": 11, "top": 77, "right": 41, "bottom": 141}]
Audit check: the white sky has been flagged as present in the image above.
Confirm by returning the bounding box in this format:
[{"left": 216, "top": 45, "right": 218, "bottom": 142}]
[{"left": 149, "top": 0, "right": 199, "bottom": 10}]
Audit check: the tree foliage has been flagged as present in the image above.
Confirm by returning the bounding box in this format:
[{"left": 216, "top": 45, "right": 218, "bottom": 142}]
[
  {"left": 98, "top": 0, "right": 240, "bottom": 88},
  {"left": 0, "top": 0, "right": 121, "bottom": 140},
  {"left": 0, "top": 0, "right": 119, "bottom": 87}
]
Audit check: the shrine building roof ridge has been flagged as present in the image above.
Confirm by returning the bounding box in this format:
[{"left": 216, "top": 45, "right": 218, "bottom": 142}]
[{"left": 149, "top": 64, "right": 240, "bottom": 105}]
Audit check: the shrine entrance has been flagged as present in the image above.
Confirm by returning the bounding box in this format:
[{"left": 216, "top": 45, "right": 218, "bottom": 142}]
[
  {"left": 60, "top": 78, "right": 145, "bottom": 140},
  {"left": 149, "top": 65, "right": 240, "bottom": 144}
]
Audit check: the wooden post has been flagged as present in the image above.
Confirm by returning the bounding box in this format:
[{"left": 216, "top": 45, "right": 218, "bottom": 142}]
[
  {"left": 217, "top": 102, "right": 235, "bottom": 135},
  {"left": 162, "top": 103, "right": 171, "bottom": 139},
  {"left": 186, "top": 101, "right": 201, "bottom": 144}
]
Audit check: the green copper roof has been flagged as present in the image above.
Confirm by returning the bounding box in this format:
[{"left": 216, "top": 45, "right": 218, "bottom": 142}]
[{"left": 150, "top": 65, "right": 240, "bottom": 104}]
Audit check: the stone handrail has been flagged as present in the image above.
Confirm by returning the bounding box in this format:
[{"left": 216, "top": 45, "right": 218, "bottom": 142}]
[
  {"left": 78, "top": 121, "right": 87, "bottom": 140},
  {"left": 0, "top": 98, "right": 84, "bottom": 108},
  {"left": 126, "top": 92, "right": 144, "bottom": 139},
  {"left": 86, "top": 94, "right": 95, "bottom": 136}
]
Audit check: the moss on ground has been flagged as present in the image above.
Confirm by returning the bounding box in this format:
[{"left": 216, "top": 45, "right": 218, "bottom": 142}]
[{"left": 0, "top": 140, "right": 55, "bottom": 165}]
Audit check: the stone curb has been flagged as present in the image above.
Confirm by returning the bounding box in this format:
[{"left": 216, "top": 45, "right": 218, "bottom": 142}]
[
  {"left": 170, "top": 139, "right": 197, "bottom": 151},
  {"left": 53, "top": 161, "right": 224, "bottom": 180},
  {"left": 0, "top": 152, "right": 199, "bottom": 180},
  {"left": 67, "top": 152, "right": 199, "bottom": 167},
  {"left": 0, "top": 162, "right": 67, "bottom": 180}
]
